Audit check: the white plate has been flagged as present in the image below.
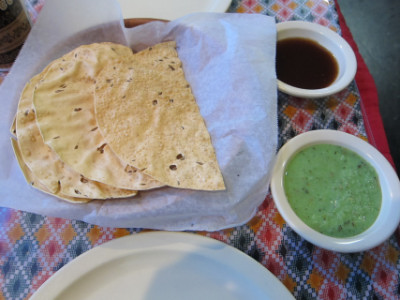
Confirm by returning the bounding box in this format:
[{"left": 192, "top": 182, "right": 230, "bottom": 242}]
[
  {"left": 117, "top": 0, "right": 232, "bottom": 20},
  {"left": 31, "top": 232, "right": 294, "bottom": 300}
]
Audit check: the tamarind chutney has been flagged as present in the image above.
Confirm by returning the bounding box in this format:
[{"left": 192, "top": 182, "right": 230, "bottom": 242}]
[{"left": 276, "top": 37, "right": 339, "bottom": 89}]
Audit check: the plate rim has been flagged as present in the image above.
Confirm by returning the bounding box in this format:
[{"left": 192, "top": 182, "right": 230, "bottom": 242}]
[
  {"left": 117, "top": 0, "right": 232, "bottom": 20},
  {"left": 30, "top": 231, "right": 294, "bottom": 299}
]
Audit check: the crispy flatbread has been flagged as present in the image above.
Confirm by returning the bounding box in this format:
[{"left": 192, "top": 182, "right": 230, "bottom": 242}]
[
  {"left": 16, "top": 73, "right": 138, "bottom": 200},
  {"left": 10, "top": 115, "right": 16, "bottom": 137},
  {"left": 32, "top": 43, "right": 163, "bottom": 191},
  {"left": 94, "top": 41, "right": 225, "bottom": 190},
  {"left": 11, "top": 138, "right": 90, "bottom": 203}
]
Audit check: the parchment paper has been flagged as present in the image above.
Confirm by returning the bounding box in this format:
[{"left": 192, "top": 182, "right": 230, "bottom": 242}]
[{"left": 0, "top": 0, "right": 277, "bottom": 231}]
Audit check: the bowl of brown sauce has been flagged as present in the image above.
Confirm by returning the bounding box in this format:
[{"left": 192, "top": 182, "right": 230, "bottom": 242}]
[{"left": 276, "top": 21, "right": 357, "bottom": 98}]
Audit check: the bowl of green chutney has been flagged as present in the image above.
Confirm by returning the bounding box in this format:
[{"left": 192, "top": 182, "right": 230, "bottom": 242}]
[{"left": 270, "top": 130, "right": 400, "bottom": 253}]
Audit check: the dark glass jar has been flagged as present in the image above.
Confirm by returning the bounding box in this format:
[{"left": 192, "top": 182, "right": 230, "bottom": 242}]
[{"left": 0, "top": 0, "right": 31, "bottom": 70}]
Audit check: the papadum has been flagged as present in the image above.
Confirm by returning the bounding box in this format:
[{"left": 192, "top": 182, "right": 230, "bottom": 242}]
[
  {"left": 32, "top": 43, "right": 163, "bottom": 191},
  {"left": 16, "top": 73, "right": 138, "bottom": 200},
  {"left": 11, "top": 138, "right": 90, "bottom": 203},
  {"left": 13, "top": 40, "right": 225, "bottom": 204},
  {"left": 94, "top": 41, "right": 225, "bottom": 191}
]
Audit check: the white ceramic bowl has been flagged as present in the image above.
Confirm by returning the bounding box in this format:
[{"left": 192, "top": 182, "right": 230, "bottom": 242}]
[
  {"left": 276, "top": 21, "right": 357, "bottom": 98},
  {"left": 270, "top": 130, "right": 400, "bottom": 252}
]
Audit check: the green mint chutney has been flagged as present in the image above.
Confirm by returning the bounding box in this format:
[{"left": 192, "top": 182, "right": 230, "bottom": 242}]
[{"left": 283, "top": 143, "right": 381, "bottom": 238}]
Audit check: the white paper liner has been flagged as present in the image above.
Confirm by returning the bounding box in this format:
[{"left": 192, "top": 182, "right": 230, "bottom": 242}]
[{"left": 0, "top": 0, "right": 277, "bottom": 231}]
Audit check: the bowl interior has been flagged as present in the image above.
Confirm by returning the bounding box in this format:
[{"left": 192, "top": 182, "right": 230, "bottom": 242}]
[
  {"left": 271, "top": 130, "right": 400, "bottom": 252},
  {"left": 277, "top": 28, "right": 346, "bottom": 82},
  {"left": 276, "top": 21, "right": 357, "bottom": 98}
]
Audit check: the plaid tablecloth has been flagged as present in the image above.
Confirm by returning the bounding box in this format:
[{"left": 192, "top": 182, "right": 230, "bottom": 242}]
[{"left": 1, "top": 0, "right": 399, "bottom": 299}]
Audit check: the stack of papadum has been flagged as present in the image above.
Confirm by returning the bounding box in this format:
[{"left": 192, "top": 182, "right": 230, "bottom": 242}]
[{"left": 11, "top": 41, "right": 225, "bottom": 204}]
